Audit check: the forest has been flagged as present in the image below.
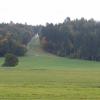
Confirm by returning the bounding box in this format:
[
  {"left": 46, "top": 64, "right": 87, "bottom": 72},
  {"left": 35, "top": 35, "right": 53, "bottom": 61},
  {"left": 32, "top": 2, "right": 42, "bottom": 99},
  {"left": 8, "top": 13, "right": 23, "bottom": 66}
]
[
  {"left": 1, "top": 17, "right": 100, "bottom": 61},
  {"left": 0, "top": 22, "right": 35, "bottom": 56},
  {"left": 39, "top": 18, "right": 100, "bottom": 61}
]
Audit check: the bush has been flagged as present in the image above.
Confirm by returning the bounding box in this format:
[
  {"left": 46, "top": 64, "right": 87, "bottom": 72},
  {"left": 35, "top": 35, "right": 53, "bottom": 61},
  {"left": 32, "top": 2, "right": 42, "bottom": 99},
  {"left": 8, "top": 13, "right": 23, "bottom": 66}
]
[
  {"left": 14, "top": 45, "right": 27, "bottom": 56},
  {"left": 3, "top": 53, "right": 19, "bottom": 67}
]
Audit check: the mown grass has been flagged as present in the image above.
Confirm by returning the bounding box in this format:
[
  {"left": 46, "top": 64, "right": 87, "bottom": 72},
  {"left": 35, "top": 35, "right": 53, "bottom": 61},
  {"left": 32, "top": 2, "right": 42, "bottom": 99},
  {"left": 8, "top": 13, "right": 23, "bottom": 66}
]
[
  {"left": 0, "top": 37, "right": 100, "bottom": 99},
  {"left": 0, "top": 54, "right": 100, "bottom": 100}
]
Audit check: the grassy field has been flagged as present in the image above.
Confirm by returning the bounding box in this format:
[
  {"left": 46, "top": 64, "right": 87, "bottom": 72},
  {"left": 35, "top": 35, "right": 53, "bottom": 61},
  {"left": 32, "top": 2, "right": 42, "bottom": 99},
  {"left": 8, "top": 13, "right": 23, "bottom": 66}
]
[{"left": 0, "top": 37, "right": 100, "bottom": 99}]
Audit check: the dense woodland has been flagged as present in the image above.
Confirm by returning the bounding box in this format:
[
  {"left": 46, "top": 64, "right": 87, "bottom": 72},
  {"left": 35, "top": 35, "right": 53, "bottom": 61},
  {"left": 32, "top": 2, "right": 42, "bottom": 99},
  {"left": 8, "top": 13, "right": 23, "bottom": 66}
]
[
  {"left": 39, "top": 18, "right": 100, "bottom": 61},
  {"left": 0, "top": 22, "right": 35, "bottom": 56},
  {"left": 1, "top": 18, "right": 100, "bottom": 61}
]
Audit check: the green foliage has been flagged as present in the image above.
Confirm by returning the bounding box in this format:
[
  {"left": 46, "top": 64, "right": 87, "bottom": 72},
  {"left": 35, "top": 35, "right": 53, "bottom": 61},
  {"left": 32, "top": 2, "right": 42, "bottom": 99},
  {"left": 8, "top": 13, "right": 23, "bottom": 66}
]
[
  {"left": 39, "top": 18, "right": 100, "bottom": 61},
  {"left": 0, "top": 23, "right": 35, "bottom": 56},
  {"left": 14, "top": 44, "right": 27, "bottom": 56},
  {"left": 3, "top": 53, "right": 19, "bottom": 67}
]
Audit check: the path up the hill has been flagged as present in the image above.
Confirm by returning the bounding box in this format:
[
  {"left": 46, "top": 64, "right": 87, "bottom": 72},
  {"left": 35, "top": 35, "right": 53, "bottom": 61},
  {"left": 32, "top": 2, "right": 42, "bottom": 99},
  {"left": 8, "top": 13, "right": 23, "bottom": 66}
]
[{"left": 26, "top": 34, "right": 50, "bottom": 57}]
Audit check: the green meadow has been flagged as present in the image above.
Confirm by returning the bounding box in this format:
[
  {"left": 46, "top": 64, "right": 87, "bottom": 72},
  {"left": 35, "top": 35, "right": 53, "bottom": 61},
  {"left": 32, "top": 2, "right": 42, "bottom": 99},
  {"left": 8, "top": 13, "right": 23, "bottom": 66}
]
[{"left": 0, "top": 37, "right": 100, "bottom": 100}]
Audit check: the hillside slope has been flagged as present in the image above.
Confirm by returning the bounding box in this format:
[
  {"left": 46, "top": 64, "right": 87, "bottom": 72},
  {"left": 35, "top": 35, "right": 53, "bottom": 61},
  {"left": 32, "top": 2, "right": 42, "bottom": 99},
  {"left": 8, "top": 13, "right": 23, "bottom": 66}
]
[
  {"left": 26, "top": 34, "right": 55, "bottom": 57},
  {"left": 23, "top": 34, "right": 100, "bottom": 70},
  {"left": 27, "top": 34, "right": 46, "bottom": 56}
]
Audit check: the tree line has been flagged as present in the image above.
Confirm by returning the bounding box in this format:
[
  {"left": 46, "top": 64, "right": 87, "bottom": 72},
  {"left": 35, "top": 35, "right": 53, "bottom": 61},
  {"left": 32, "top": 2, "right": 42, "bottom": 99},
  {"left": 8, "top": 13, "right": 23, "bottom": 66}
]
[
  {"left": 39, "top": 17, "right": 100, "bottom": 61},
  {"left": 1, "top": 18, "right": 100, "bottom": 61},
  {"left": 0, "top": 22, "right": 35, "bottom": 56}
]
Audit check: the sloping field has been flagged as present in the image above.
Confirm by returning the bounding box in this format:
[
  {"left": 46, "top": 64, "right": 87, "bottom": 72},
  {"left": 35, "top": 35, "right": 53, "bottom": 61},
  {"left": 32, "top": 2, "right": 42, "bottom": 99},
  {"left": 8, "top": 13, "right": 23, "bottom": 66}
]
[{"left": 0, "top": 36, "right": 100, "bottom": 99}]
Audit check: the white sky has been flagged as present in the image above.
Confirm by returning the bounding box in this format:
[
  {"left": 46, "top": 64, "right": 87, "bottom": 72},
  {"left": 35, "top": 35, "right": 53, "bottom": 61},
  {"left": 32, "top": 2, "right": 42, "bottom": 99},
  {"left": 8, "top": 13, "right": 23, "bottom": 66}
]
[{"left": 0, "top": 0, "right": 100, "bottom": 25}]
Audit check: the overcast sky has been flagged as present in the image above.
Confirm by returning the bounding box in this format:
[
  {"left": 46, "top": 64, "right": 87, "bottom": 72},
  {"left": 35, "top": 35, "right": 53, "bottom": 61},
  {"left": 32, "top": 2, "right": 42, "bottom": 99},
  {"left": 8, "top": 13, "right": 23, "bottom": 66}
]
[{"left": 0, "top": 0, "right": 100, "bottom": 25}]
